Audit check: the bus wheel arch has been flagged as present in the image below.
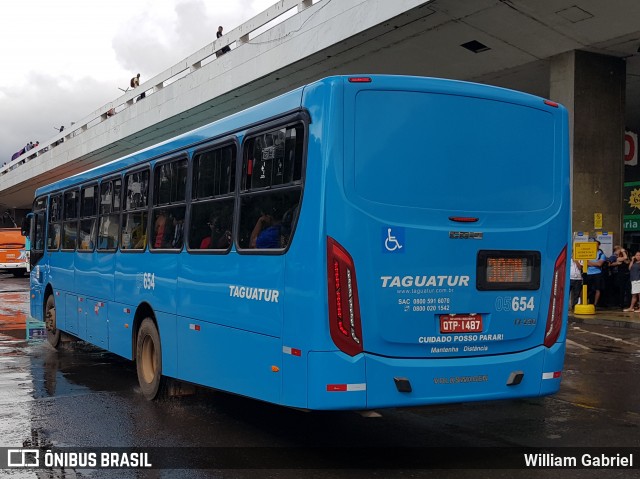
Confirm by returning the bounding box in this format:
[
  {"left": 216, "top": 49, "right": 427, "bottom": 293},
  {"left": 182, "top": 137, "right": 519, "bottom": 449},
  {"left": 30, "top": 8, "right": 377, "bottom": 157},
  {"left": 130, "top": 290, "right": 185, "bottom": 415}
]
[
  {"left": 131, "top": 302, "right": 155, "bottom": 359},
  {"left": 133, "top": 304, "right": 166, "bottom": 400},
  {"left": 44, "top": 286, "right": 60, "bottom": 348}
]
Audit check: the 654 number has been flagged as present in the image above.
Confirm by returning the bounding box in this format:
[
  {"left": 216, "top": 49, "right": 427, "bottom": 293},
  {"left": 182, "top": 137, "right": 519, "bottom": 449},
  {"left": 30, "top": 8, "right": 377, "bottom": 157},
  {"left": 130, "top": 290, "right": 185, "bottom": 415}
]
[
  {"left": 143, "top": 272, "right": 156, "bottom": 290},
  {"left": 495, "top": 296, "right": 535, "bottom": 312}
]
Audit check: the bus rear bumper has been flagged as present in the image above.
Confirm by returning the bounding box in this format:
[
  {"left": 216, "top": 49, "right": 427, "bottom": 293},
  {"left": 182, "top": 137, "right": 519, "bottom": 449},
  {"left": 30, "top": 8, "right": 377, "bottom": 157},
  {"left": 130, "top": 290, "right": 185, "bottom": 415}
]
[
  {"left": 307, "top": 342, "right": 564, "bottom": 410},
  {"left": 0, "top": 262, "right": 27, "bottom": 269},
  {"left": 364, "top": 342, "right": 565, "bottom": 409}
]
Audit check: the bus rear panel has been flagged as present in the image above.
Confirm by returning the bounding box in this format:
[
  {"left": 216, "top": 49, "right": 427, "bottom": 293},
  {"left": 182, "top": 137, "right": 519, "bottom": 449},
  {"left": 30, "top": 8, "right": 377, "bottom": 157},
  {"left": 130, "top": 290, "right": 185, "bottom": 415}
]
[
  {"left": 0, "top": 228, "right": 29, "bottom": 276},
  {"left": 313, "top": 76, "right": 569, "bottom": 409}
]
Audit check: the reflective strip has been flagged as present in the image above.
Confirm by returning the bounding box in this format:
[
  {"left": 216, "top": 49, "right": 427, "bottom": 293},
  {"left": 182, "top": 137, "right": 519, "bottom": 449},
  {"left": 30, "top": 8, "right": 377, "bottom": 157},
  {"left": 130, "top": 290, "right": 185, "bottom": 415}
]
[
  {"left": 347, "top": 383, "right": 366, "bottom": 391},
  {"left": 282, "top": 346, "right": 301, "bottom": 357},
  {"left": 327, "top": 383, "right": 366, "bottom": 392},
  {"left": 189, "top": 324, "right": 201, "bottom": 331},
  {"left": 542, "top": 372, "right": 561, "bottom": 380}
]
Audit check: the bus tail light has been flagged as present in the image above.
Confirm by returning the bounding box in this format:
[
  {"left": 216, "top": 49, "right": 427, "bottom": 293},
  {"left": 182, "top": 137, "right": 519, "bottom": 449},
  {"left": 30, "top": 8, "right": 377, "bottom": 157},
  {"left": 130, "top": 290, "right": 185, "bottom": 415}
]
[
  {"left": 327, "top": 237, "right": 363, "bottom": 356},
  {"left": 544, "top": 246, "right": 567, "bottom": 347},
  {"left": 348, "top": 77, "right": 372, "bottom": 83}
]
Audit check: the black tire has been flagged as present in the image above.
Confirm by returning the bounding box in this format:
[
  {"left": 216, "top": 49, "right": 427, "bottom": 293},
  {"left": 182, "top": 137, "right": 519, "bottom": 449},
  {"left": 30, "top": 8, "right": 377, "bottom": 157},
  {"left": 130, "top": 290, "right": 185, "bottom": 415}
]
[
  {"left": 45, "top": 294, "right": 61, "bottom": 348},
  {"left": 136, "top": 318, "right": 166, "bottom": 400},
  {"left": 12, "top": 269, "right": 26, "bottom": 278}
]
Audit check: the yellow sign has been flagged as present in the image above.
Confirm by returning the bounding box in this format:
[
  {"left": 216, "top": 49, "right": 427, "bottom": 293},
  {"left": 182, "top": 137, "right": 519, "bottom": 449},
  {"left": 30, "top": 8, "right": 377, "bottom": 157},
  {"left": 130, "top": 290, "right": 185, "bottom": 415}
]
[
  {"left": 574, "top": 242, "right": 598, "bottom": 260},
  {"left": 594, "top": 213, "right": 603, "bottom": 229}
]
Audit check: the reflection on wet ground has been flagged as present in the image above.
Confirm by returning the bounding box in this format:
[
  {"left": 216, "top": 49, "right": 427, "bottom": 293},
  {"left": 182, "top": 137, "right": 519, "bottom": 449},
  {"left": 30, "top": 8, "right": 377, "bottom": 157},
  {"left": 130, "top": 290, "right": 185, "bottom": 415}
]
[{"left": 0, "top": 292, "right": 29, "bottom": 338}]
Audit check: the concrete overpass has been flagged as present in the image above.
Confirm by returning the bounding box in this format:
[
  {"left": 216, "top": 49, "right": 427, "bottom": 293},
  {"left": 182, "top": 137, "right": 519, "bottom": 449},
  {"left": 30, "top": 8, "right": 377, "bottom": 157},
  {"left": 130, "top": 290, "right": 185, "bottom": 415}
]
[{"left": 1, "top": 0, "right": 639, "bottom": 237}]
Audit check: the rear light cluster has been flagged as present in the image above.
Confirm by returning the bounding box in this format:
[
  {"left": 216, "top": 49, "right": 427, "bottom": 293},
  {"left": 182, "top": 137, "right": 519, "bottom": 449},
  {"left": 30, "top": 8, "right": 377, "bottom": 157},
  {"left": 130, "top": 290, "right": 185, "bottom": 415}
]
[
  {"left": 544, "top": 246, "right": 567, "bottom": 347},
  {"left": 448, "top": 216, "right": 479, "bottom": 223},
  {"left": 327, "top": 237, "right": 363, "bottom": 356}
]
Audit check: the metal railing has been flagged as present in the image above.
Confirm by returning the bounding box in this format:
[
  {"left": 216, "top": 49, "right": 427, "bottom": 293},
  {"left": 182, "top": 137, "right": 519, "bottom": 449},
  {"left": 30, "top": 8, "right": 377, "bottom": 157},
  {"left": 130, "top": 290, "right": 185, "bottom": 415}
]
[{"left": 0, "top": 0, "right": 320, "bottom": 178}]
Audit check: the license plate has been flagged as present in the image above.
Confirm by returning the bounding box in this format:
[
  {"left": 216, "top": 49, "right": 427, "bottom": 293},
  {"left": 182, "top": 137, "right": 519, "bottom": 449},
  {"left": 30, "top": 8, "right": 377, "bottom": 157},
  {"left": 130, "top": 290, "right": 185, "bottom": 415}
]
[{"left": 440, "top": 314, "right": 483, "bottom": 333}]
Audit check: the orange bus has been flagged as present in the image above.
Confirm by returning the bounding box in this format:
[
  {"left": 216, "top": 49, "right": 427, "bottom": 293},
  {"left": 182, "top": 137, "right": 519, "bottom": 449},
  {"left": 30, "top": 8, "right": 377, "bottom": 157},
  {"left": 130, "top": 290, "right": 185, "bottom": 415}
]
[{"left": 0, "top": 228, "right": 28, "bottom": 277}]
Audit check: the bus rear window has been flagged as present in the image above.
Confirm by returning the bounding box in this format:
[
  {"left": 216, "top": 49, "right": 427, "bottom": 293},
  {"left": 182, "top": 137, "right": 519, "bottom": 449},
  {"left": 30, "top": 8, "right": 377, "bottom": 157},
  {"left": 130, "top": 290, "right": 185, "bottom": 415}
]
[
  {"left": 238, "top": 123, "right": 305, "bottom": 251},
  {"left": 353, "top": 91, "right": 556, "bottom": 213}
]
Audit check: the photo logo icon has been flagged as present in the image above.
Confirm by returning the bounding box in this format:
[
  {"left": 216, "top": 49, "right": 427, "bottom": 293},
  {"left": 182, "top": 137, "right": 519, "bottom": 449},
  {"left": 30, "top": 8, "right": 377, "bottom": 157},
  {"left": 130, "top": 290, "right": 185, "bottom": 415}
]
[{"left": 7, "top": 449, "right": 39, "bottom": 467}]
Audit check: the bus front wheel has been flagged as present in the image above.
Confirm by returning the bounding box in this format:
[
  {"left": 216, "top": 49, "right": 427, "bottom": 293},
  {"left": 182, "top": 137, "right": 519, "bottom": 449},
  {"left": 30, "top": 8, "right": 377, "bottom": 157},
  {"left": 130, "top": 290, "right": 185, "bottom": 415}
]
[
  {"left": 136, "top": 318, "right": 166, "bottom": 400},
  {"left": 45, "top": 294, "right": 60, "bottom": 348}
]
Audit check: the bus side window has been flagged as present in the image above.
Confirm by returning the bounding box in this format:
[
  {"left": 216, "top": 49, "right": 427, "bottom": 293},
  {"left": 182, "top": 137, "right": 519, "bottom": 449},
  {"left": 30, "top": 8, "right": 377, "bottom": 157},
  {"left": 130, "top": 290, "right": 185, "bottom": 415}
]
[
  {"left": 189, "top": 144, "right": 236, "bottom": 252},
  {"left": 78, "top": 184, "right": 97, "bottom": 251},
  {"left": 33, "top": 201, "right": 46, "bottom": 253},
  {"left": 151, "top": 158, "right": 187, "bottom": 251},
  {"left": 98, "top": 177, "right": 121, "bottom": 251},
  {"left": 29, "top": 197, "right": 47, "bottom": 267},
  {"left": 62, "top": 190, "right": 79, "bottom": 251},
  {"left": 121, "top": 170, "right": 149, "bottom": 251},
  {"left": 238, "top": 123, "right": 304, "bottom": 251},
  {"left": 47, "top": 195, "right": 62, "bottom": 250}
]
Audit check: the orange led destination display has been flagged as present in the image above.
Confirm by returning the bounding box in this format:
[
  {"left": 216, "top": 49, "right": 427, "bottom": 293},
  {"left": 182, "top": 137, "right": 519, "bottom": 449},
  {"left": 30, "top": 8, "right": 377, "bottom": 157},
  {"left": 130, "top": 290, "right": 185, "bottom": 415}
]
[{"left": 486, "top": 257, "right": 531, "bottom": 283}]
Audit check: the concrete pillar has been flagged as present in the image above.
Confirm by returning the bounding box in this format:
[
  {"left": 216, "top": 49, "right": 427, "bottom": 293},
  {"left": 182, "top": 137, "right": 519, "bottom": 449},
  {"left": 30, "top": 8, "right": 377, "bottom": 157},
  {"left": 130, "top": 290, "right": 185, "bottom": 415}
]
[{"left": 550, "top": 51, "right": 626, "bottom": 241}]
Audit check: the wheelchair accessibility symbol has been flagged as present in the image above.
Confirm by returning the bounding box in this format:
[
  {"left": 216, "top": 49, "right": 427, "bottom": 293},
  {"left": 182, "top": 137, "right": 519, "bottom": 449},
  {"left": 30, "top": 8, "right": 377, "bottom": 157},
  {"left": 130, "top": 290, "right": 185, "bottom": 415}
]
[{"left": 382, "top": 227, "right": 405, "bottom": 253}]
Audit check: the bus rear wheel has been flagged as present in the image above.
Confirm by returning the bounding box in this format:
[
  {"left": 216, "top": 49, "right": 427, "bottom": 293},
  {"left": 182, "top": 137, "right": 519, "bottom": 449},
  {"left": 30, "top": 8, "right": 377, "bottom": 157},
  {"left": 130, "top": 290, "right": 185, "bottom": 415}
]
[
  {"left": 45, "top": 294, "right": 60, "bottom": 348},
  {"left": 136, "top": 318, "right": 166, "bottom": 400}
]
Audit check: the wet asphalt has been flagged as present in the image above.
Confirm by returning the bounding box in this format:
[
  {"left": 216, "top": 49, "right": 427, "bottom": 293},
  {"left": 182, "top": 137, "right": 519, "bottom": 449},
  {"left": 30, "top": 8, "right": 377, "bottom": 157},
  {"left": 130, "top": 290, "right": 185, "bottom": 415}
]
[{"left": 0, "top": 272, "right": 639, "bottom": 479}]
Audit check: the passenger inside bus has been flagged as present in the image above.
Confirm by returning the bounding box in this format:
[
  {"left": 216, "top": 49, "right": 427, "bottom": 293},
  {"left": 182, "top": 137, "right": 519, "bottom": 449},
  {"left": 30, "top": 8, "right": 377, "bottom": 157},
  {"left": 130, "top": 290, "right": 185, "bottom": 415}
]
[
  {"left": 200, "top": 215, "right": 231, "bottom": 249},
  {"left": 279, "top": 205, "right": 298, "bottom": 248},
  {"left": 250, "top": 203, "right": 298, "bottom": 249},
  {"left": 79, "top": 227, "right": 95, "bottom": 250},
  {"left": 124, "top": 216, "right": 146, "bottom": 249},
  {"left": 170, "top": 213, "right": 184, "bottom": 249},
  {"left": 98, "top": 217, "right": 119, "bottom": 249},
  {"left": 154, "top": 211, "right": 167, "bottom": 248}
]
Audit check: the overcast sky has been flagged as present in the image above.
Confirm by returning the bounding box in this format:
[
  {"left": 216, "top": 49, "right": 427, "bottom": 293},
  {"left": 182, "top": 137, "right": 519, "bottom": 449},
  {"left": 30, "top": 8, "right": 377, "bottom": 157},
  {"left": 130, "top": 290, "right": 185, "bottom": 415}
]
[{"left": 0, "top": 0, "right": 276, "bottom": 163}]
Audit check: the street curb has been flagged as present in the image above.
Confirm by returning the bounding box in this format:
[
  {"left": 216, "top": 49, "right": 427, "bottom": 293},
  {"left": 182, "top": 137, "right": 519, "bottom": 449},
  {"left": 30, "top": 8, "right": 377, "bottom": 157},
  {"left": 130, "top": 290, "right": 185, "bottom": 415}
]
[{"left": 568, "top": 314, "right": 640, "bottom": 330}]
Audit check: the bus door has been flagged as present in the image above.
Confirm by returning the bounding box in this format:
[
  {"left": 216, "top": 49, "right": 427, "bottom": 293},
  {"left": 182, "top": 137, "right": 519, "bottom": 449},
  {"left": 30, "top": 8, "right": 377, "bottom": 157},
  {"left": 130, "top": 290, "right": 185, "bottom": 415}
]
[
  {"left": 29, "top": 199, "right": 47, "bottom": 323},
  {"left": 73, "top": 184, "right": 109, "bottom": 347}
]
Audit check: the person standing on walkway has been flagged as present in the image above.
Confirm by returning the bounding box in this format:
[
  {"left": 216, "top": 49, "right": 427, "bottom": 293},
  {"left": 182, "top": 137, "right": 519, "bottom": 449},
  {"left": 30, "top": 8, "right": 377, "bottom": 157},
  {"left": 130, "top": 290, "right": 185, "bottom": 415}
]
[
  {"left": 610, "top": 245, "right": 630, "bottom": 308},
  {"left": 570, "top": 258, "right": 583, "bottom": 310},
  {"left": 585, "top": 240, "right": 607, "bottom": 308},
  {"left": 624, "top": 251, "right": 640, "bottom": 312},
  {"left": 130, "top": 73, "right": 145, "bottom": 101},
  {"left": 216, "top": 26, "right": 231, "bottom": 57}
]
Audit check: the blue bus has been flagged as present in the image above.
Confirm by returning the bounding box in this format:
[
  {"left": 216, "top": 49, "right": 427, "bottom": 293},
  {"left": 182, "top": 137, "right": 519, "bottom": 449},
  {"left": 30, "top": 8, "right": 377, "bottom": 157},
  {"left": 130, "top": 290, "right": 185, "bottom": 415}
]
[{"left": 29, "top": 75, "right": 570, "bottom": 410}]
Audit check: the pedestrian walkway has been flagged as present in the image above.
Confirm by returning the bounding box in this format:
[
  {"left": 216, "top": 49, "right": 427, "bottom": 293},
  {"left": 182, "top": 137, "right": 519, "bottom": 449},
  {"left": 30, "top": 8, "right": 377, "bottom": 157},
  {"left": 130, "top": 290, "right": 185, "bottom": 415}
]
[{"left": 569, "top": 307, "right": 640, "bottom": 330}]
